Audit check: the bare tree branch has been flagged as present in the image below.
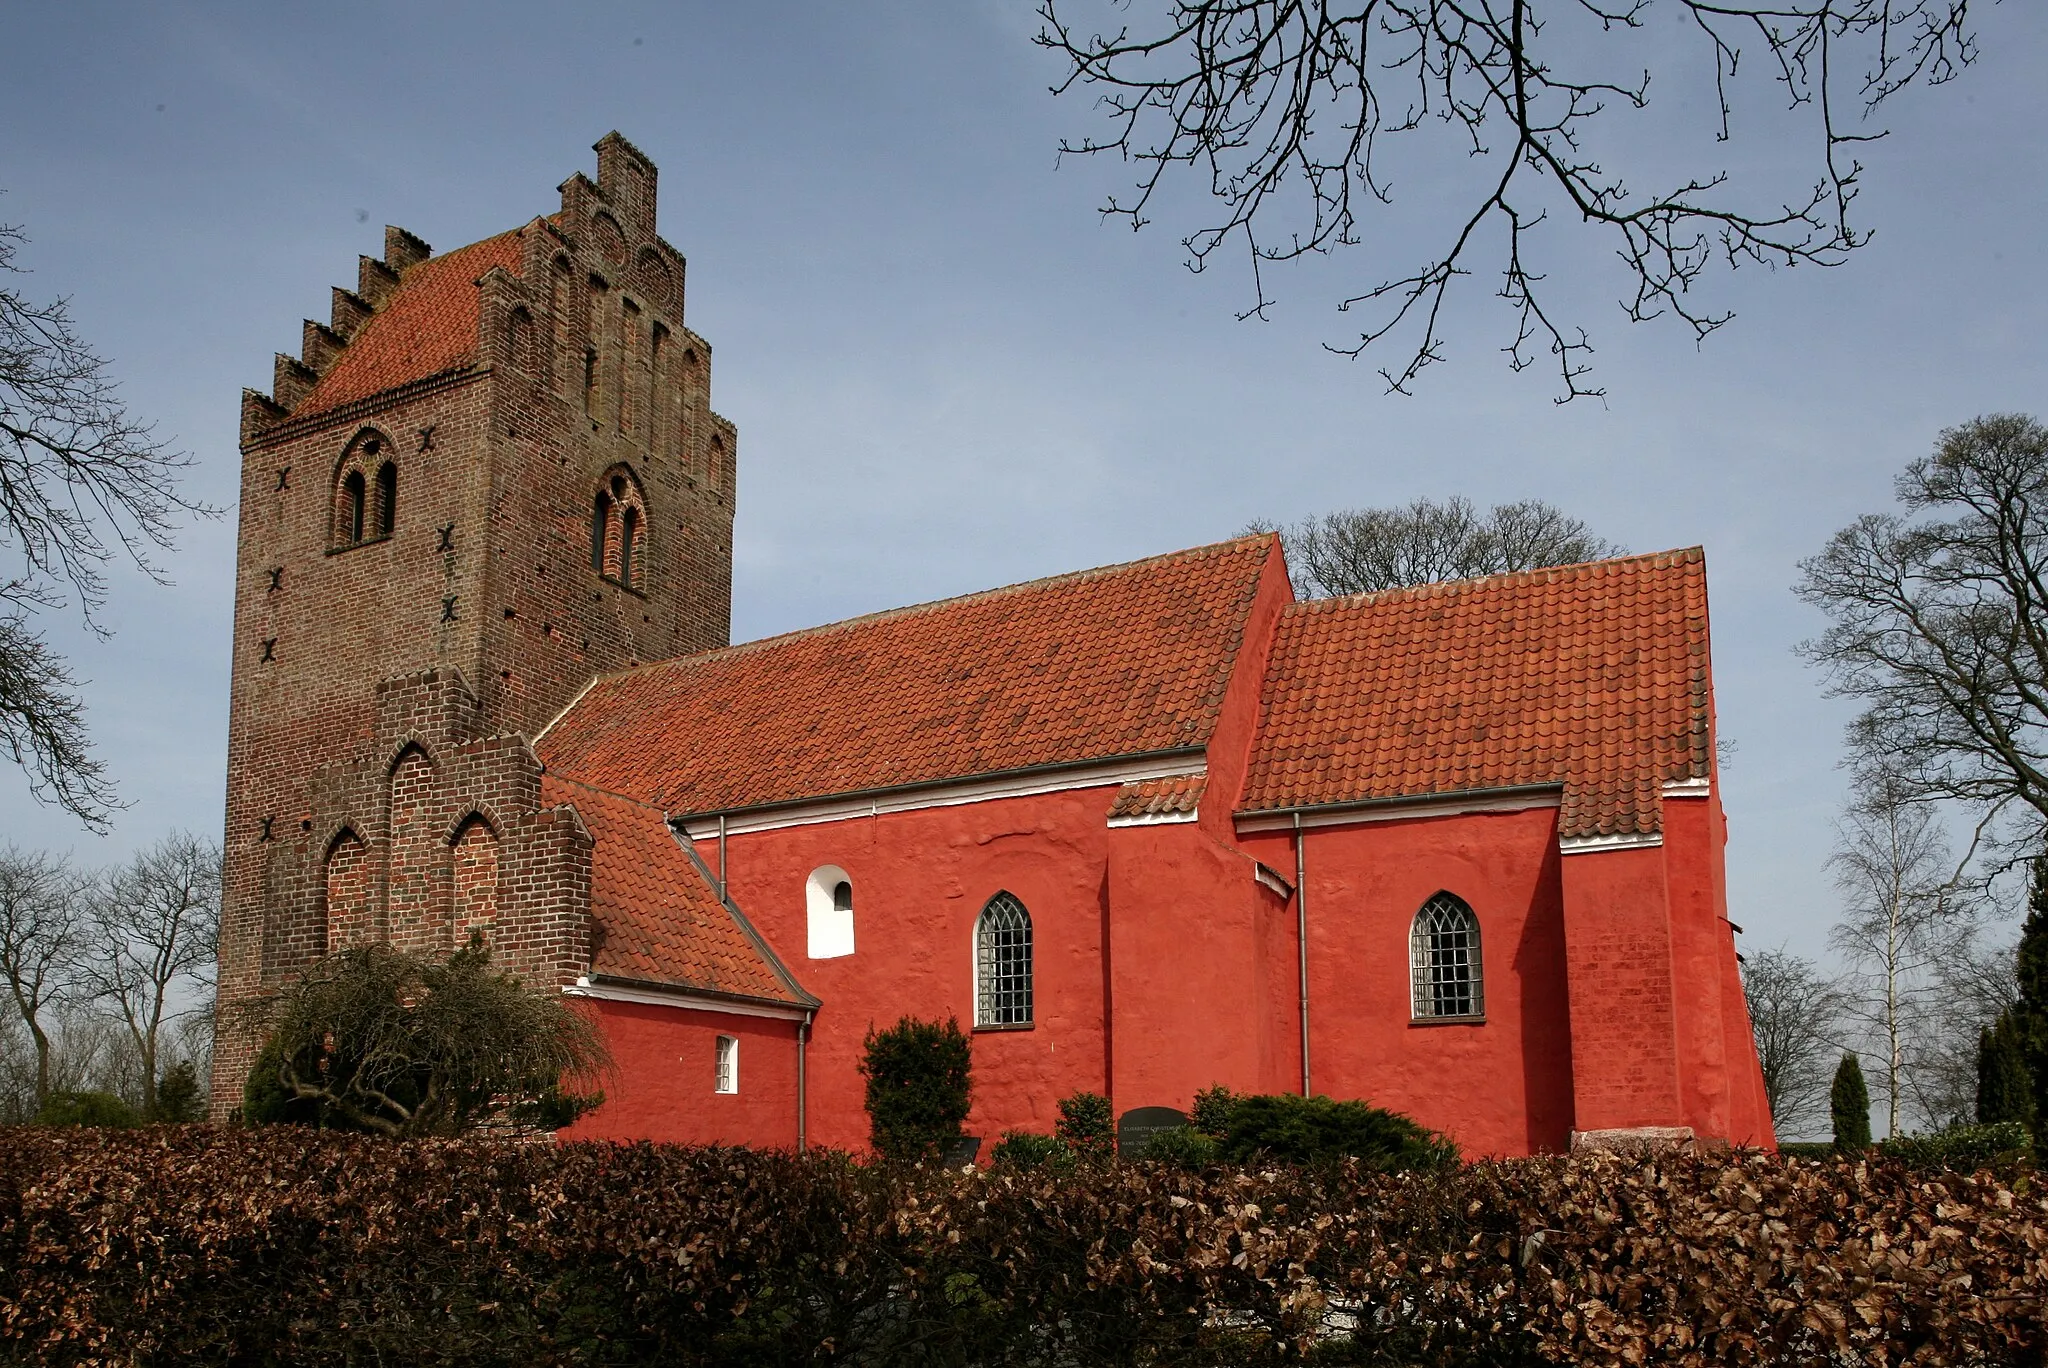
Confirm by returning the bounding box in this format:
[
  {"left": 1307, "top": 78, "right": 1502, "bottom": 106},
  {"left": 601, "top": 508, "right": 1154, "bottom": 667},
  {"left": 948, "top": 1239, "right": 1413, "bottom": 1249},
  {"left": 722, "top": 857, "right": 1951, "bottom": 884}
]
[
  {"left": 0, "top": 844, "right": 85, "bottom": 1108},
  {"left": 1038, "top": 1, "right": 1977, "bottom": 400},
  {"left": 0, "top": 215, "right": 218, "bottom": 828},
  {"left": 1798, "top": 414, "right": 2048, "bottom": 857}
]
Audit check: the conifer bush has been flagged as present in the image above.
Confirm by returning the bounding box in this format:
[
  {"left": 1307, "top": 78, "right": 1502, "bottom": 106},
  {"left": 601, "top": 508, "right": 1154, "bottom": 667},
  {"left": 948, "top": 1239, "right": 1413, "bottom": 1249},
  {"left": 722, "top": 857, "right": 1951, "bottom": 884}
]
[
  {"left": 1980, "top": 1011, "right": 2036, "bottom": 1127},
  {"left": 1832, "top": 1052, "right": 1873, "bottom": 1151},
  {"left": 859, "top": 1015, "right": 972, "bottom": 1162}
]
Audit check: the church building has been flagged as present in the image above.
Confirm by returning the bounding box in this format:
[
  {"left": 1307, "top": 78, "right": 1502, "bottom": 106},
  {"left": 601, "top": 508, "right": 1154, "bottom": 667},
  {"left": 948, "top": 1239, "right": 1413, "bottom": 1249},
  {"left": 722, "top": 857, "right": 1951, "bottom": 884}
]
[{"left": 215, "top": 135, "right": 1774, "bottom": 1156}]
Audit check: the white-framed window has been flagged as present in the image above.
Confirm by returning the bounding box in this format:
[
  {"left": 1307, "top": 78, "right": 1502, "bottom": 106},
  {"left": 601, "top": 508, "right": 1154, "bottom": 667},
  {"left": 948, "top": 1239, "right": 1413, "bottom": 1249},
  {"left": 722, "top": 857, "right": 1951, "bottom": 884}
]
[
  {"left": 1410, "top": 892, "right": 1484, "bottom": 1020},
  {"left": 714, "top": 1034, "right": 738, "bottom": 1094},
  {"left": 975, "top": 891, "right": 1033, "bottom": 1028},
  {"left": 805, "top": 864, "right": 855, "bottom": 959}
]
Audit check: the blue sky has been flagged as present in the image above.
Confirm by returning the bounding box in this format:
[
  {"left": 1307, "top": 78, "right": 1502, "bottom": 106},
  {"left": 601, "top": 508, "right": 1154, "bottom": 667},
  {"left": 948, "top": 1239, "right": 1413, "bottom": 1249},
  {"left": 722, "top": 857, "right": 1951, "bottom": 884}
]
[{"left": 1, "top": 1, "right": 2044, "bottom": 966}]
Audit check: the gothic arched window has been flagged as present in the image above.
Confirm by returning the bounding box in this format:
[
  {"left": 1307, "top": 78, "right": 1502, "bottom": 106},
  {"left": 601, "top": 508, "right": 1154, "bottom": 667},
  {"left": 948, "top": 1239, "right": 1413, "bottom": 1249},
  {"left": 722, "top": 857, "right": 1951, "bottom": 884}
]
[
  {"left": 339, "top": 470, "right": 367, "bottom": 544},
  {"left": 374, "top": 461, "right": 397, "bottom": 538},
  {"left": 332, "top": 431, "right": 393, "bottom": 550},
  {"left": 975, "top": 892, "right": 1033, "bottom": 1028},
  {"left": 590, "top": 468, "right": 647, "bottom": 591},
  {"left": 1410, "top": 892, "right": 1484, "bottom": 1020}
]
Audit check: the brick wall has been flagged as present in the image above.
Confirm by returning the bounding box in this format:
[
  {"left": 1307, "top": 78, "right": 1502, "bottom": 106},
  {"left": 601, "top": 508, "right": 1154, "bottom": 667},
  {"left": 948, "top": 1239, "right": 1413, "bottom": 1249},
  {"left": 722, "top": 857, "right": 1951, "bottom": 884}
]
[{"left": 214, "top": 134, "right": 732, "bottom": 1114}]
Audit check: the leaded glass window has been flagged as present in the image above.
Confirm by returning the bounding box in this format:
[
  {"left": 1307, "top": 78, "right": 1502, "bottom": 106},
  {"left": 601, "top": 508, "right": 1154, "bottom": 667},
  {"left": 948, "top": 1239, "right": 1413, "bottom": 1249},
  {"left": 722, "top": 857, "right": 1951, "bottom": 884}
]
[
  {"left": 976, "top": 892, "right": 1033, "bottom": 1027},
  {"left": 1410, "top": 892, "right": 1484, "bottom": 1019}
]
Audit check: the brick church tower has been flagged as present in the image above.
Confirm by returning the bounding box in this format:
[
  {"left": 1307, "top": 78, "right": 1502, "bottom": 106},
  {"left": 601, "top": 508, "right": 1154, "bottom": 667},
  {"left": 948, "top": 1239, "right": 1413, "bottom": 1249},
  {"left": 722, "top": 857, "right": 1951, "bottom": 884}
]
[{"left": 214, "top": 135, "right": 736, "bottom": 1111}]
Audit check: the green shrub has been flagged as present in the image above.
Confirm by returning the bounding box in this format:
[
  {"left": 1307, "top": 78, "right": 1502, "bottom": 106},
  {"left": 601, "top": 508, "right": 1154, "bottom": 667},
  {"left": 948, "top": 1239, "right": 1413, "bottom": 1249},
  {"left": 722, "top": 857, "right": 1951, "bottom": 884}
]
[
  {"left": 860, "top": 1016, "right": 972, "bottom": 1162},
  {"left": 1140, "top": 1124, "right": 1221, "bottom": 1170},
  {"left": 36, "top": 1090, "right": 140, "bottom": 1128},
  {"left": 1831, "top": 1053, "right": 1872, "bottom": 1152},
  {"left": 989, "top": 1130, "right": 1071, "bottom": 1167},
  {"left": 1190, "top": 1084, "right": 1240, "bottom": 1138},
  {"left": 1880, "top": 1121, "right": 2032, "bottom": 1171},
  {"left": 1221, "top": 1093, "right": 1456, "bottom": 1171},
  {"left": 1055, "top": 1090, "right": 1114, "bottom": 1160},
  {"left": 152, "top": 1061, "right": 204, "bottom": 1123}
]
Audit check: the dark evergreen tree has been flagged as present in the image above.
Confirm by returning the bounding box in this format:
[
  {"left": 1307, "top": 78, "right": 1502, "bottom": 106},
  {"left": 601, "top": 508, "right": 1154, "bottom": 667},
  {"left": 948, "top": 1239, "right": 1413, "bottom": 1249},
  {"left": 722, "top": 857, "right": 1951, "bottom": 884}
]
[
  {"left": 1977, "top": 1011, "right": 2035, "bottom": 1126},
  {"left": 1831, "top": 1053, "right": 1872, "bottom": 1152},
  {"left": 2017, "top": 854, "right": 2048, "bottom": 1130}
]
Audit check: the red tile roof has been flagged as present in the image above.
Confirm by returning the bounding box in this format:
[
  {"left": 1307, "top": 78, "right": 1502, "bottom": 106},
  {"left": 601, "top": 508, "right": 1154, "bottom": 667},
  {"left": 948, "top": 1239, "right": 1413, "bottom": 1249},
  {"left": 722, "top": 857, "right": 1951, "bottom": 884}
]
[
  {"left": 1238, "top": 550, "right": 1712, "bottom": 838},
  {"left": 539, "top": 537, "right": 1277, "bottom": 816},
  {"left": 1108, "top": 775, "right": 1206, "bottom": 820},
  {"left": 296, "top": 232, "right": 525, "bottom": 418},
  {"left": 543, "top": 774, "right": 811, "bottom": 1005}
]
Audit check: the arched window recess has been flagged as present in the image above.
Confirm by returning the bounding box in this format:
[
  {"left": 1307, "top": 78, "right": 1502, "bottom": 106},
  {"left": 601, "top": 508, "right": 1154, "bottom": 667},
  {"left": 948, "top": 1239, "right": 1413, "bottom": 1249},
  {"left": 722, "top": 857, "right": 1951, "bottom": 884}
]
[
  {"left": 589, "top": 466, "right": 648, "bottom": 592},
  {"left": 330, "top": 431, "right": 396, "bottom": 552}
]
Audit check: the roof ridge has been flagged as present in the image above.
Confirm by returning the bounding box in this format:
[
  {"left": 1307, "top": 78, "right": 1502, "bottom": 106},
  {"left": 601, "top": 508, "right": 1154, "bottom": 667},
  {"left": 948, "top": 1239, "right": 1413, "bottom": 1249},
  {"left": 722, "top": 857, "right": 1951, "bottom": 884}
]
[
  {"left": 587, "top": 531, "right": 1279, "bottom": 685},
  {"left": 542, "top": 769, "right": 667, "bottom": 815},
  {"left": 1286, "top": 545, "right": 1703, "bottom": 612}
]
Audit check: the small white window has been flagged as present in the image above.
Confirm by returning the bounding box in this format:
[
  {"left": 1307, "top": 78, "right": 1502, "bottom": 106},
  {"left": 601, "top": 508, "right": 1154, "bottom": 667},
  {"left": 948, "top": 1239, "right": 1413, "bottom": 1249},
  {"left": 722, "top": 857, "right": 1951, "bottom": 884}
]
[
  {"left": 714, "top": 1035, "right": 738, "bottom": 1094},
  {"left": 805, "top": 864, "right": 855, "bottom": 959}
]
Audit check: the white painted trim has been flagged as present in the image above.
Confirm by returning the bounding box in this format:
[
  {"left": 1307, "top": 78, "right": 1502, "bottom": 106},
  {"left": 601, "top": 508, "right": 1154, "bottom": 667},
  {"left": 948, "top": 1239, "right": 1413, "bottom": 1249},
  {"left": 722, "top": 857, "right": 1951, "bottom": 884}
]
[
  {"left": 1235, "top": 786, "right": 1560, "bottom": 835},
  {"left": 1558, "top": 831, "right": 1665, "bottom": 854},
  {"left": 678, "top": 752, "right": 1207, "bottom": 839},
  {"left": 1106, "top": 807, "right": 1199, "bottom": 828},
  {"left": 1254, "top": 862, "right": 1294, "bottom": 898},
  {"left": 563, "top": 977, "right": 811, "bottom": 1021},
  {"left": 1662, "top": 777, "right": 1711, "bottom": 798}
]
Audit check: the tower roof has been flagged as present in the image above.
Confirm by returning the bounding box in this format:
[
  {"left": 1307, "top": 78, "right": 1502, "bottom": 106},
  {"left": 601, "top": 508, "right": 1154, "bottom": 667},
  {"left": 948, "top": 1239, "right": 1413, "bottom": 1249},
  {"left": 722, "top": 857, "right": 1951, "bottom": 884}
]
[{"left": 294, "top": 231, "right": 525, "bottom": 420}]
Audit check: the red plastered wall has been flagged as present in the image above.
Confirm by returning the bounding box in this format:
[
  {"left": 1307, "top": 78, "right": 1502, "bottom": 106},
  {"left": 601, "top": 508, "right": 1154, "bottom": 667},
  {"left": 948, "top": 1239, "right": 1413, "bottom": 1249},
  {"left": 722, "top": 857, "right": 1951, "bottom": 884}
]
[
  {"left": 1105, "top": 822, "right": 1295, "bottom": 1115},
  {"left": 701, "top": 785, "right": 1120, "bottom": 1153},
  {"left": 1559, "top": 843, "right": 1683, "bottom": 1131},
  {"left": 562, "top": 999, "right": 800, "bottom": 1147},
  {"left": 1242, "top": 805, "right": 1577, "bottom": 1157}
]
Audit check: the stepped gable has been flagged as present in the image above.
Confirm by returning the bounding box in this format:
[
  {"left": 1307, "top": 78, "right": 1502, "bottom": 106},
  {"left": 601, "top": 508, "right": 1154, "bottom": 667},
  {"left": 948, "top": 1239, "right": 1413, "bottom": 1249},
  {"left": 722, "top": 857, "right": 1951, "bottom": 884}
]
[
  {"left": 1238, "top": 548, "right": 1713, "bottom": 838},
  {"left": 538, "top": 536, "right": 1278, "bottom": 817},
  {"left": 544, "top": 774, "right": 812, "bottom": 1005},
  {"left": 294, "top": 231, "right": 526, "bottom": 419}
]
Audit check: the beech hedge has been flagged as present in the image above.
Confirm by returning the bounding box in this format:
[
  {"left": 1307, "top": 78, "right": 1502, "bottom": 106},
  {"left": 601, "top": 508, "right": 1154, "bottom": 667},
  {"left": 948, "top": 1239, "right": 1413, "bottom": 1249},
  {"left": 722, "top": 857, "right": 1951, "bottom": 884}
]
[{"left": 2, "top": 1127, "right": 2044, "bottom": 1366}]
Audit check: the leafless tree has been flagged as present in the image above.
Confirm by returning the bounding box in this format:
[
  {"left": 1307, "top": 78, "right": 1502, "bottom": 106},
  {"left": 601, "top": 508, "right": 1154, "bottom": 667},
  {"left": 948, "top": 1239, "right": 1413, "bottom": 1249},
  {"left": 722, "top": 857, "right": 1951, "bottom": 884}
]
[
  {"left": 1905, "top": 915, "right": 2016, "bottom": 1128},
  {"left": 1799, "top": 415, "right": 2048, "bottom": 863},
  {"left": 1, "top": 217, "right": 213, "bottom": 831},
  {"left": 74, "top": 832, "right": 219, "bottom": 1119},
  {"left": 0, "top": 843, "right": 85, "bottom": 1107},
  {"left": 1249, "top": 495, "right": 1619, "bottom": 596},
  {"left": 1740, "top": 945, "right": 1846, "bottom": 1140},
  {"left": 1828, "top": 760, "right": 1966, "bottom": 1136},
  {"left": 1037, "top": 1, "right": 1979, "bottom": 400}
]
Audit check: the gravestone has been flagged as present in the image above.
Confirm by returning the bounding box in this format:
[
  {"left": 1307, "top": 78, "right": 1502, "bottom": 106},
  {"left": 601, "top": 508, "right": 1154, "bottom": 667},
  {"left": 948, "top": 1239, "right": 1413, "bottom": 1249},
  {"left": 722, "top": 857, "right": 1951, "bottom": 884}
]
[
  {"left": 939, "top": 1134, "right": 982, "bottom": 1167},
  {"left": 1116, "top": 1106, "right": 1191, "bottom": 1158}
]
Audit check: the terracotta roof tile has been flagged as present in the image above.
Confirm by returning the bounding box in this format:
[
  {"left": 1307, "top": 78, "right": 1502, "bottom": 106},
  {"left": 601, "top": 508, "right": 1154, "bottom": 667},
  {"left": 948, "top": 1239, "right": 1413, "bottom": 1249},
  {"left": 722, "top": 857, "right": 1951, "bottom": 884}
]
[
  {"left": 540, "top": 537, "right": 1276, "bottom": 815},
  {"left": 543, "top": 774, "right": 810, "bottom": 1005},
  {"left": 1108, "top": 775, "right": 1206, "bottom": 820},
  {"left": 296, "top": 231, "right": 525, "bottom": 418},
  {"left": 1238, "top": 550, "right": 1712, "bottom": 838}
]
